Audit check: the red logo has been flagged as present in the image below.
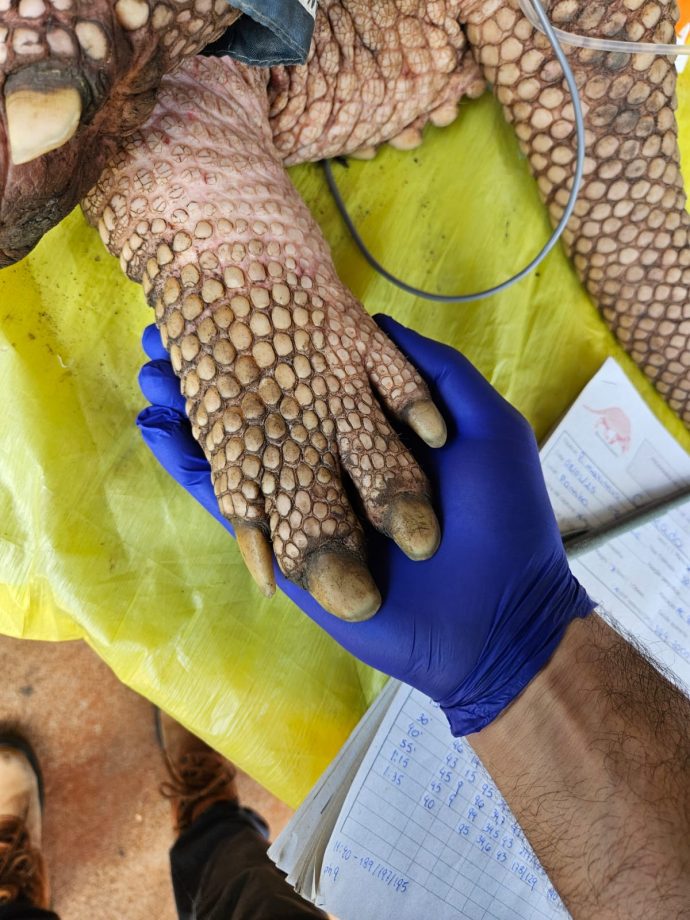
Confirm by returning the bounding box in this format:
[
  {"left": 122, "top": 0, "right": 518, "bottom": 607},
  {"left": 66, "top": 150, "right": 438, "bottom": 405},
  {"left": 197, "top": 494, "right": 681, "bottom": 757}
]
[{"left": 585, "top": 405, "right": 631, "bottom": 455}]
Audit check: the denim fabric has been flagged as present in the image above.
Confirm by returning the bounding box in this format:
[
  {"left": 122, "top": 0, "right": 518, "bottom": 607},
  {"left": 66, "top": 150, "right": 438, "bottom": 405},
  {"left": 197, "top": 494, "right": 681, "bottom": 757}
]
[{"left": 203, "top": 0, "right": 316, "bottom": 66}]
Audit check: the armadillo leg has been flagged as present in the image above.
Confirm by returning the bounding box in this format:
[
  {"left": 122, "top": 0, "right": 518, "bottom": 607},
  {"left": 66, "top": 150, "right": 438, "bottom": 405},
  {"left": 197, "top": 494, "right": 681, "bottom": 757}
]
[
  {"left": 268, "top": 0, "right": 486, "bottom": 163},
  {"left": 82, "top": 55, "right": 443, "bottom": 619},
  {"left": 464, "top": 0, "right": 690, "bottom": 421}
]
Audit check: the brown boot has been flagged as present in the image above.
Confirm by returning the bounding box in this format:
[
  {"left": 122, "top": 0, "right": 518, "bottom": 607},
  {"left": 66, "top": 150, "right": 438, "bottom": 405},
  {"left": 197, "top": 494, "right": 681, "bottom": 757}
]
[
  {"left": 0, "top": 733, "right": 50, "bottom": 909},
  {"left": 156, "top": 711, "right": 239, "bottom": 836}
]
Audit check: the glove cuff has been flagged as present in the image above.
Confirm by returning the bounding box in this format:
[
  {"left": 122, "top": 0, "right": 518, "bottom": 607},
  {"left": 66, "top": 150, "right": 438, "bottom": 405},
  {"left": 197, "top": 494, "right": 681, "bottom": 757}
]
[{"left": 439, "top": 557, "right": 594, "bottom": 736}]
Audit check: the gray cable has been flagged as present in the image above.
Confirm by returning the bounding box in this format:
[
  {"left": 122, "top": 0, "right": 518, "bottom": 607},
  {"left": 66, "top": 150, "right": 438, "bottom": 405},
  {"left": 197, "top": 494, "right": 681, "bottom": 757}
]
[{"left": 322, "top": 0, "right": 585, "bottom": 303}]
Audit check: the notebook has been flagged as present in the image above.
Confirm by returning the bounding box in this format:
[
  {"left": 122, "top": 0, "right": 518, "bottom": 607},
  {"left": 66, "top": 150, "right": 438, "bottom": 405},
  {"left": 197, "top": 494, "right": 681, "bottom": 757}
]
[{"left": 269, "top": 358, "right": 690, "bottom": 919}]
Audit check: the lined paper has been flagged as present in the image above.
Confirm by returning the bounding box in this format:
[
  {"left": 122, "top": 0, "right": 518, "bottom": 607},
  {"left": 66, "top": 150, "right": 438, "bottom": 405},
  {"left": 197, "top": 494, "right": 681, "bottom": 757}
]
[{"left": 318, "top": 684, "right": 564, "bottom": 919}]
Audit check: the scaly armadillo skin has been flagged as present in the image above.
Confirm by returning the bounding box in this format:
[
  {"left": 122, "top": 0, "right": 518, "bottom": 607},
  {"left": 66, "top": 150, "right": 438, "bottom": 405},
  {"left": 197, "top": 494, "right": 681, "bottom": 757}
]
[
  {"left": 268, "top": 0, "right": 485, "bottom": 163},
  {"left": 6, "top": 0, "right": 690, "bottom": 606},
  {"left": 463, "top": 0, "right": 690, "bottom": 419},
  {"left": 0, "top": 0, "right": 240, "bottom": 264},
  {"left": 82, "top": 55, "right": 443, "bottom": 617}
]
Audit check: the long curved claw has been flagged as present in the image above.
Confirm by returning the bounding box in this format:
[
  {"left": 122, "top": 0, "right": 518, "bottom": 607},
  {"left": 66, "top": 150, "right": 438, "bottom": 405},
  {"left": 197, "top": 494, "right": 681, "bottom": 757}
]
[
  {"left": 306, "top": 551, "right": 381, "bottom": 622},
  {"left": 236, "top": 524, "right": 276, "bottom": 598},
  {"left": 6, "top": 86, "right": 82, "bottom": 166},
  {"left": 404, "top": 399, "right": 447, "bottom": 448},
  {"left": 386, "top": 493, "right": 440, "bottom": 562}
]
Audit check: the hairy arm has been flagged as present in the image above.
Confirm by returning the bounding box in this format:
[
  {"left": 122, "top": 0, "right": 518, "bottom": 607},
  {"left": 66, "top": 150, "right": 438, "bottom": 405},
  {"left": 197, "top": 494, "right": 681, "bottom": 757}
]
[{"left": 470, "top": 614, "right": 690, "bottom": 917}]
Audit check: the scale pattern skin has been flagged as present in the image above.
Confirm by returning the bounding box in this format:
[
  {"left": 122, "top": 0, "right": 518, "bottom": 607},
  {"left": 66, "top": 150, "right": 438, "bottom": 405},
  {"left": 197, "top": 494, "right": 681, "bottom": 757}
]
[
  {"left": 465, "top": 0, "right": 690, "bottom": 417},
  {"left": 268, "top": 0, "right": 486, "bottom": 162},
  {"left": 0, "top": 0, "right": 240, "bottom": 264},
  {"left": 4, "top": 0, "right": 690, "bottom": 606},
  {"left": 82, "top": 54, "right": 446, "bottom": 607}
]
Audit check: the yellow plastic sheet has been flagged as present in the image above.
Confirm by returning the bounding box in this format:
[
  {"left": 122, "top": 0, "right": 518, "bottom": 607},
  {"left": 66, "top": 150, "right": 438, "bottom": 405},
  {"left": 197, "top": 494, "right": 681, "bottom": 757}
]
[{"left": 2, "top": 78, "right": 690, "bottom": 807}]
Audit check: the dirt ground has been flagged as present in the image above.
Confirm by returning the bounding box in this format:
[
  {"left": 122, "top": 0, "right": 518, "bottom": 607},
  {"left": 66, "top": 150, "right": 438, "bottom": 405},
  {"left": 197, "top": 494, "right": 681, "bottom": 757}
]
[{"left": 0, "top": 635, "right": 294, "bottom": 920}]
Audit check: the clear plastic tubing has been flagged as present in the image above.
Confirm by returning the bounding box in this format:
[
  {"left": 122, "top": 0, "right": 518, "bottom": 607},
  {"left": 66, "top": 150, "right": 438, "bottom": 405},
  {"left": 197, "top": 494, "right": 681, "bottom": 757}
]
[{"left": 518, "top": 0, "right": 690, "bottom": 55}]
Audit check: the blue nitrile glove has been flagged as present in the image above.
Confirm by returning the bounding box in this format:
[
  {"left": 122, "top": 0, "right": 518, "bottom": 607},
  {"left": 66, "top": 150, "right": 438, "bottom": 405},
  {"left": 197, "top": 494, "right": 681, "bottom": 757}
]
[{"left": 137, "top": 317, "right": 593, "bottom": 735}]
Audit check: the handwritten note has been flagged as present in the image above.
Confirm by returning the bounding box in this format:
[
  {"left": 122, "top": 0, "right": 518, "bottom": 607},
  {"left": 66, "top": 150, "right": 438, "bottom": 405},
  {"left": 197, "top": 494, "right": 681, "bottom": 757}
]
[
  {"left": 318, "top": 684, "right": 565, "bottom": 920},
  {"left": 541, "top": 357, "right": 690, "bottom": 689}
]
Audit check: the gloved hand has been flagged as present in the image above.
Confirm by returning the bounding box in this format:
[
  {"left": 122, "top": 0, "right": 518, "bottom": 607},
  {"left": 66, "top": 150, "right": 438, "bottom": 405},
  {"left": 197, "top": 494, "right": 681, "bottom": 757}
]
[{"left": 138, "top": 316, "right": 593, "bottom": 735}]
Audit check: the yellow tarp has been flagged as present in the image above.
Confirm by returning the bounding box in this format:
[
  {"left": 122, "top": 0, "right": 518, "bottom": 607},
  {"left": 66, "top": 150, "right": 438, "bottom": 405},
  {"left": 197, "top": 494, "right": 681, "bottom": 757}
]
[{"left": 2, "top": 78, "right": 690, "bottom": 807}]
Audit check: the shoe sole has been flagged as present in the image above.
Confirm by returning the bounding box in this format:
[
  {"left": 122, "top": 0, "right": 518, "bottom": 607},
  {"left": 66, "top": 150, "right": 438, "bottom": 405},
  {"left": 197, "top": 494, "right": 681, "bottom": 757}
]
[{"left": 0, "top": 731, "right": 45, "bottom": 810}]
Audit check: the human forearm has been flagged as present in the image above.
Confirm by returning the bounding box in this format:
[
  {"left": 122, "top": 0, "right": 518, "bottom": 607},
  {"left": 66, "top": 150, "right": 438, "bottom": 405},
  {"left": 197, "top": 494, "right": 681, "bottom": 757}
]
[{"left": 470, "top": 614, "right": 690, "bottom": 918}]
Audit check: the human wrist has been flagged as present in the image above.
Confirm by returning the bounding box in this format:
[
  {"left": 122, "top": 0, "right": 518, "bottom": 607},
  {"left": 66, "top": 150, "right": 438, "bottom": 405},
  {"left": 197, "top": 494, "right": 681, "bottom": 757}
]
[
  {"left": 469, "top": 613, "right": 599, "bottom": 766},
  {"left": 439, "top": 557, "right": 593, "bottom": 736}
]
